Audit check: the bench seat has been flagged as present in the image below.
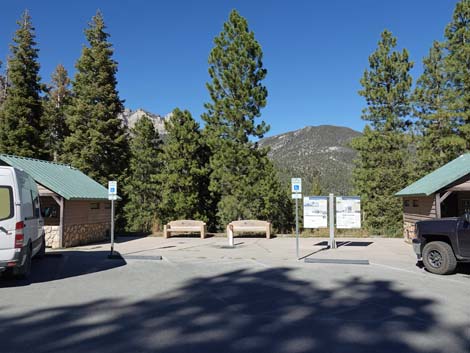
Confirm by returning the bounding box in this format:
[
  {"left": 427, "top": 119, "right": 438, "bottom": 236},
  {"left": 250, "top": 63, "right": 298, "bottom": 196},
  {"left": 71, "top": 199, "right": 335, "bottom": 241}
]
[
  {"left": 164, "top": 220, "right": 206, "bottom": 239},
  {"left": 226, "top": 220, "right": 271, "bottom": 246}
]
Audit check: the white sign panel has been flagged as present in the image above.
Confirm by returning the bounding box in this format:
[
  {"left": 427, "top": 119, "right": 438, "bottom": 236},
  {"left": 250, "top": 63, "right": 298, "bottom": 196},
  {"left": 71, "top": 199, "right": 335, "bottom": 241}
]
[
  {"left": 336, "top": 196, "right": 361, "bottom": 229},
  {"left": 292, "top": 193, "right": 302, "bottom": 199},
  {"left": 108, "top": 181, "right": 118, "bottom": 201},
  {"left": 291, "top": 178, "right": 302, "bottom": 193},
  {"left": 303, "top": 196, "right": 328, "bottom": 228}
]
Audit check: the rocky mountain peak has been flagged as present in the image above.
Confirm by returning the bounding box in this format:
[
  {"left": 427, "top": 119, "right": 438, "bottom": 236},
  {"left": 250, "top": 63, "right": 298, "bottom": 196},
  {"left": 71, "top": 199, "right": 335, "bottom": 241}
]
[{"left": 119, "top": 108, "right": 171, "bottom": 135}]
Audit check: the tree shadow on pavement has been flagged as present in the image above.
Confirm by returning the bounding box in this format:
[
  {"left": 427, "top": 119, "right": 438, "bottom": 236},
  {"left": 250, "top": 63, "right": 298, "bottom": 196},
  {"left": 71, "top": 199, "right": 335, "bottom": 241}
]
[
  {"left": 0, "top": 267, "right": 467, "bottom": 353},
  {"left": 0, "top": 251, "right": 126, "bottom": 287}
]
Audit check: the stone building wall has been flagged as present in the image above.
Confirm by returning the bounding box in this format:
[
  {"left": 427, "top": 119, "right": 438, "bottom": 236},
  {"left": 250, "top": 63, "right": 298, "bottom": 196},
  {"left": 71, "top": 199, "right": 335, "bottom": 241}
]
[
  {"left": 403, "top": 221, "right": 416, "bottom": 243},
  {"left": 402, "top": 196, "right": 436, "bottom": 243},
  {"left": 63, "top": 222, "right": 109, "bottom": 248},
  {"left": 44, "top": 225, "right": 60, "bottom": 248}
]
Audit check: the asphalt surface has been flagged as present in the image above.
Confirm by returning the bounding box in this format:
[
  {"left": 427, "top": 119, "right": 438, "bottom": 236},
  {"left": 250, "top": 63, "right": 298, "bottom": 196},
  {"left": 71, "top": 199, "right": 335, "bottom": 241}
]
[{"left": 0, "top": 236, "right": 468, "bottom": 353}]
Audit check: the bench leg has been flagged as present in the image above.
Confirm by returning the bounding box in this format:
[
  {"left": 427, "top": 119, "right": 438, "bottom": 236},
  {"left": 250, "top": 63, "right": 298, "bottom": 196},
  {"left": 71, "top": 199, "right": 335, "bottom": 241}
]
[
  {"left": 201, "top": 226, "right": 206, "bottom": 239},
  {"left": 266, "top": 226, "right": 271, "bottom": 239}
]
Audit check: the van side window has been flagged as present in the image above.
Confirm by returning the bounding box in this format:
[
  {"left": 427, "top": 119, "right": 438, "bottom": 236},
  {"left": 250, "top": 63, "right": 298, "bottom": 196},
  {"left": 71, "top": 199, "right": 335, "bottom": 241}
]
[
  {"left": 29, "top": 177, "right": 40, "bottom": 219},
  {"left": 30, "top": 191, "right": 40, "bottom": 218},
  {"left": 19, "top": 174, "right": 33, "bottom": 219},
  {"left": 0, "top": 186, "right": 13, "bottom": 221}
]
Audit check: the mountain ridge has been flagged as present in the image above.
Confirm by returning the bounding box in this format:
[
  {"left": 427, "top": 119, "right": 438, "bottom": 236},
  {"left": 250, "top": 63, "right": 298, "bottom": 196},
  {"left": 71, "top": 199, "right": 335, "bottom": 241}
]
[
  {"left": 119, "top": 109, "right": 360, "bottom": 194},
  {"left": 259, "top": 125, "right": 361, "bottom": 194}
]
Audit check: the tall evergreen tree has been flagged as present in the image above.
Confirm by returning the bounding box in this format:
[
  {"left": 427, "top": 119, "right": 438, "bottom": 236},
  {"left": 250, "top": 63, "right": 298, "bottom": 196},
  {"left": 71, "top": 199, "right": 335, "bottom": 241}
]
[
  {"left": 0, "top": 60, "right": 7, "bottom": 107},
  {"left": 42, "top": 64, "right": 71, "bottom": 161},
  {"left": 202, "top": 10, "right": 291, "bottom": 229},
  {"left": 248, "top": 155, "right": 294, "bottom": 232},
  {"left": 413, "top": 41, "right": 462, "bottom": 176},
  {"left": 62, "top": 11, "right": 128, "bottom": 185},
  {"left": 0, "top": 10, "right": 45, "bottom": 158},
  {"left": 159, "top": 109, "right": 212, "bottom": 225},
  {"left": 352, "top": 30, "right": 413, "bottom": 235},
  {"left": 123, "top": 115, "right": 162, "bottom": 232},
  {"left": 309, "top": 176, "right": 323, "bottom": 196},
  {"left": 444, "top": 0, "right": 470, "bottom": 151}
]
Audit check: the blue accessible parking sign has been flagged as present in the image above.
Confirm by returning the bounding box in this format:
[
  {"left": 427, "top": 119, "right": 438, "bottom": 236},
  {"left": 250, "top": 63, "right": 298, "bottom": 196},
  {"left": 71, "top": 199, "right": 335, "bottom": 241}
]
[{"left": 291, "top": 178, "right": 302, "bottom": 193}]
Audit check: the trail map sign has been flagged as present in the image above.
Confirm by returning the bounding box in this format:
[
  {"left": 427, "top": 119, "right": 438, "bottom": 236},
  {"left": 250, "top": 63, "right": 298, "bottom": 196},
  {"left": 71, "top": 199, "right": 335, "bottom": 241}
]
[
  {"left": 303, "top": 196, "right": 328, "bottom": 228},
  {"left": 336, "top": 196, "right": 361, "bottom": 229}
]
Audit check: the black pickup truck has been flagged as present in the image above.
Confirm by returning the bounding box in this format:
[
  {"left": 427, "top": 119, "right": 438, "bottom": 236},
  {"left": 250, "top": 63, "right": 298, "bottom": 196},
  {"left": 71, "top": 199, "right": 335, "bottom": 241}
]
[{"left": 413, "top": 216, "right": 470, "bottom": 274}]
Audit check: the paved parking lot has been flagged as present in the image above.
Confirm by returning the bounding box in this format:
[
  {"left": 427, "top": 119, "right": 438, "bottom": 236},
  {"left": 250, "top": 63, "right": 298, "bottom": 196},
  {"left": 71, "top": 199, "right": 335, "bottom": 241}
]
[{"left": 0, "top": 236, "right": 468, "bottom": 353}]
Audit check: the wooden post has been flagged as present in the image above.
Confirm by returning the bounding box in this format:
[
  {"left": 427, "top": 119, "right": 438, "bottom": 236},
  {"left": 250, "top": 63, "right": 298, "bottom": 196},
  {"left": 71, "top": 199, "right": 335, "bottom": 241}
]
[
  {"left": 435, "top": 193, "right": 441, "bottom": 219},
  {"left": 52, "top": 195, "right": 64, "bottom": 248}
]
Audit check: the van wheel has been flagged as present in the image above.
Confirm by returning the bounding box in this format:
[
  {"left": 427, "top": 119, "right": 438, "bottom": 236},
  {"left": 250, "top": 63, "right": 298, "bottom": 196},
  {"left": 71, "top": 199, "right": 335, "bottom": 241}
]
[
  {"left": 14, "top": 245, "right": 32, "bottom": 279},
  {"left": 422, "top": 241, "right": 457, "bottom": 275}
]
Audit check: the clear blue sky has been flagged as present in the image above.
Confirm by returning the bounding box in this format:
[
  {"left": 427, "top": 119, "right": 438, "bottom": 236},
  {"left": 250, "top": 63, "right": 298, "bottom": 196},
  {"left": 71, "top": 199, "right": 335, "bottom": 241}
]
[{"left": 0, "top": 0, "right": 458, "bottom": 136}]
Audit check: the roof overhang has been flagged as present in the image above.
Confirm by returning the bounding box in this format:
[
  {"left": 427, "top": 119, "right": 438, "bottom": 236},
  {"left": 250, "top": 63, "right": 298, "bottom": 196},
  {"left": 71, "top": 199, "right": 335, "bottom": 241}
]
[
  {"left": 0, "top": 154, "right": 114, "bottom": 200},
  {"left": 37, "top": 183, "right": 58, "bottom": 197},
  {"left": 396, "top": 154, "right": 470, "bottom": 197}
]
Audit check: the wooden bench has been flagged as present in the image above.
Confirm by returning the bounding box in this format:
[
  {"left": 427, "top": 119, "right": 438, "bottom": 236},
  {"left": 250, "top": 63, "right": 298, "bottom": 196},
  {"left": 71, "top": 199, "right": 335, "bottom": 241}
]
[
  {"left": 226, "top": 220, "right": 271, "bottom": 246},
  {"left": 163, "top": 220, "right": 207, "bottom": 239}
]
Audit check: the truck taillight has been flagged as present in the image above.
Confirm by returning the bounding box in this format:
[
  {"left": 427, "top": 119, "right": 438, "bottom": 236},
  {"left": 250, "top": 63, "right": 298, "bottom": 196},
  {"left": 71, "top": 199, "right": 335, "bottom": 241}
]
[{"left": 15, "top": 221, "right": 24, "bottom": 248}]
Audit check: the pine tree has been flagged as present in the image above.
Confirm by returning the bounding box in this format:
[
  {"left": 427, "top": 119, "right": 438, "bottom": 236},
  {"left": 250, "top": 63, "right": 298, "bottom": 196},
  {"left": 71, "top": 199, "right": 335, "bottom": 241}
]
[
  {"left": 0, "top": 10, "right": 45, "bottom": 158},
  {"left": 62, "top": 11, "right": 128, "bottom": 185},
  {"left": 159, "top": 109, "right": 212, "bottom": 225},
  {"left": 310, "top": 176, "right": 323, "bottom": 196},
  {"left": 42, "top": 64, "right": 71, "bottom": 161},
  {"left": 413, "top": 41, "right": 463, "bottom": 176},
  {"left": 202, "top": 10, "right": 291, "bottom": 229},
  {"left": 203, "top": 9, "right": 268, "bottom": 144},
  {"left": 249, "top": 155, "right": 294, "bottom": 232},
  {"left": 0, "top": 60, "right": 7, "bottom": 107},
  {"left": 352, "top": 30, "right": 413, "bottom": 235},
  {"left": 123, "top": 115, "right": 162, "bottom": 232},
  {"left": 444, "top": 0, "right": 470, "bottom": 151}
]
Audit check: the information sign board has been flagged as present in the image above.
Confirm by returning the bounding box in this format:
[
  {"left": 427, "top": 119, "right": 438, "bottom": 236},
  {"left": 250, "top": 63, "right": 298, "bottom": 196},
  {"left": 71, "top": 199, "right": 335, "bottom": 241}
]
[
  {"left": 303, "top": 196, "right": 328, "bottom": 228},
  {"left": 336, "top": 196, "right": 361, "bottom": 229}
]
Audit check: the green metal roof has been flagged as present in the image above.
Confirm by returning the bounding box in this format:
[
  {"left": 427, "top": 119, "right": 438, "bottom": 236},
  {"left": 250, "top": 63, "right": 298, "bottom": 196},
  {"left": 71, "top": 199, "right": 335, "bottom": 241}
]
[
  {"left": 396, "top": 154, "right": 470, "bottom": 197},
  {"left": 0, "top": 154, "right": 111, "bottom": 201}
]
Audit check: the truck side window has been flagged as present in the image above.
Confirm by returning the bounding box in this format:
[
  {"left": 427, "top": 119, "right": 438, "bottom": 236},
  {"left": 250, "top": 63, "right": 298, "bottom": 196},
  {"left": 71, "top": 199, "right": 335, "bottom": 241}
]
[{"left": 0, "top": 186, "right": 13, "bottom": 221}]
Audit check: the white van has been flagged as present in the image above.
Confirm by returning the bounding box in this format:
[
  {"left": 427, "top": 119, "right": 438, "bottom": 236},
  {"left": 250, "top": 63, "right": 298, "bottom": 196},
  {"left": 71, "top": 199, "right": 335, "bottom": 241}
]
[{"left": 0, "top": 166, "right": 45, "bottom": 278}]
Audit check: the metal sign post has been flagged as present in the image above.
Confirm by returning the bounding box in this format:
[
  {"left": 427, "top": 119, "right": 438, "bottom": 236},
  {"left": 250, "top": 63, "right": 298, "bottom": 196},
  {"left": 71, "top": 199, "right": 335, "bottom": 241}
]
[
  {"left": 291, "top": 178, "right": 302, "bottom": 259},
  {"left": 295, "top": 197, "right": 299, "bottom": 259},
  {"left": 108, "top": 181, "right": 118, "bottom": 258},
  {"left": 110, "top": 199, "right": 115, "bottom": 253},
  {"left": 329, "top": 193, "right": 336, "bottom": 249}
]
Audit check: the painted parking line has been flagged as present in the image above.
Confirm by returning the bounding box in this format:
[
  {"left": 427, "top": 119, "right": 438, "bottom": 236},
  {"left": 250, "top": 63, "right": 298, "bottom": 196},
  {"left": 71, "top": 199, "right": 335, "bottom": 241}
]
[
  {"left": 370, "top": 262, "right": 468, "bottom": 285},
  {"left": 158, "top": 256, "right": 272, "bottom": 268}
]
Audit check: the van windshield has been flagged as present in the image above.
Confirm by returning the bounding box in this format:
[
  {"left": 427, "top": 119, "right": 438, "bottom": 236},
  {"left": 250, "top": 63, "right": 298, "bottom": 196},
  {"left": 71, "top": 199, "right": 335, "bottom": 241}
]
[{"left": 0, "top": 186, "right": 13, "bottom": 221}]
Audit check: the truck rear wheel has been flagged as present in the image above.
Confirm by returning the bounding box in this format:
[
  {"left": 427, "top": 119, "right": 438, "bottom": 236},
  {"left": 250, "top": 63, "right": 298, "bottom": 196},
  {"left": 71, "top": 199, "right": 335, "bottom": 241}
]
[{"left": 422, "top": 241, "right": 457, "bottom": 275}]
